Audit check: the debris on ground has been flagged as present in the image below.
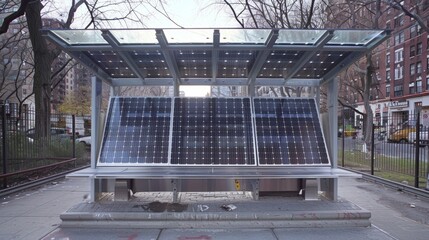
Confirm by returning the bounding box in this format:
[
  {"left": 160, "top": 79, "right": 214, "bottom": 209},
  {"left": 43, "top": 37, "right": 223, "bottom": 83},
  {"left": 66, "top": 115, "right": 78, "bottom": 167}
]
[{"left": 221, "top": 204, "right": 237, "bottom": 211}]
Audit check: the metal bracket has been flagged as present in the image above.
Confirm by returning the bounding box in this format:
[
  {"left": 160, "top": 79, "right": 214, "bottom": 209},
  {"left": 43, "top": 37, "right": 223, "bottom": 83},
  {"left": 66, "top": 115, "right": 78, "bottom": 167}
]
[
  {"left": 114, "top": 179, "right": 130, "bottom": 201},
  {"left": 304, "top": 178, "right": 319, "bottom": 201},
  {"left": 172, "top": 179, "right": 179, "bottom": 203},
  {"left": 251, "top": 179, "right": 260, "bottom": 200}
]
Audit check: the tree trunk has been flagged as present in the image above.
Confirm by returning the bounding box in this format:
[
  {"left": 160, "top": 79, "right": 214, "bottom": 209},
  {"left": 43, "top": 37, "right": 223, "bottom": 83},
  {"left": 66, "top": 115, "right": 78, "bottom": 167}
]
[
  {"left": 363, "top": 53, "right": 374, "bottom": 151},
  {"left": 25, "top": 1, "right": 52, "bottom": 138}
]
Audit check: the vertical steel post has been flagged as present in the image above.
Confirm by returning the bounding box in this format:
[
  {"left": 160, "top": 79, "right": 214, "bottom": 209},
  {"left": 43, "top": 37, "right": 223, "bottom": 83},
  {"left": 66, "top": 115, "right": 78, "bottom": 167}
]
[
  {"left": 90, "top": 76, "right": 103, "bottom": 202},
  {"left": 371, "top": 124, "right": 375, "bottom": 175},
  {"left": 415, "top": 110, "right": 421, "bottom": 188},
  {"left": 72, "top": 114, "right": 76, "bottom": 159},
  {"left": 1, "top": 104, "right": 7, "bottom": 188},
  {"left": 342, "top": 106, "right": 345, "bottom": 167}
]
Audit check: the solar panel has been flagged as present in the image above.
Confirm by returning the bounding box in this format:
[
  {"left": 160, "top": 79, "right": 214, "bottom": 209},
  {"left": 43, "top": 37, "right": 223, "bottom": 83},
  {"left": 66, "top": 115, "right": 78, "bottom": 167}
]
[
  {"left": 98, "top": 97, "right": 172, "bottom": 165},
  {"left": 253, "top": 98, "right": 330, "bottom": 166},
  {"left": 171, "top": 98, "right": 256, "bottom": 165}
]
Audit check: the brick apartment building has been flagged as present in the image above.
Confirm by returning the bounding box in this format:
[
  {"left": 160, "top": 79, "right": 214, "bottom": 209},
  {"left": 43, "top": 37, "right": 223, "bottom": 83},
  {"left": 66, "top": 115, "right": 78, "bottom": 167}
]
[{"left": 354, "top": 1, "right": 429, "bottom": 127}]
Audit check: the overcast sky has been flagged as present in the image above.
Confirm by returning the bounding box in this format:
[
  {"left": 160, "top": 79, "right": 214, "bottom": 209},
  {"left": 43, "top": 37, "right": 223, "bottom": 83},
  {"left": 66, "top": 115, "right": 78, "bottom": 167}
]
[{"left": 48, "top": 0, "right": 239, "bottom": 96}]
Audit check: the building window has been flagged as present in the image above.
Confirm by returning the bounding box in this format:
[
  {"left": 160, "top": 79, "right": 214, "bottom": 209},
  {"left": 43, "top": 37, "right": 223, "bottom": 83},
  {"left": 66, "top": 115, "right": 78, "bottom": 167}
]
[
  {"left": 426, "top": 77, "right": 429, "bottom": 90},
  {"left": 417, "top": 62, "right": 422, "bottom": 74},
  {"left": 394, "top": 64, "right": 403, "bottom": 80},
  {"left": 417, "top": 42, "right": 423, "bottom": 55},
  {"left": 394, "top": 31, "right": 405, "bottom": 45},
  {"left": 394, "top": 85, "right": 403, "bottom": 96},
  {"left": 410, "top": 24, "right": 421, "bottom": 38},
  {"left": 410, "top": 45, "right": 415, "bottom": 57},
  {"left": 427, "top": 57, "right": 429, "bottom": 70},
  {"left": 386, "top": 54, "right": 390, "bottom": 66},
  {"left": 394, "top": 15, "right": 404, "bottom": 27},
  {"left": 410, "top": 84, "right": 415, "bottom": 94},
  {"left": 395, "top": 48, "right": 403, "bottom": 63},
  {"left": 410, "top": 63, "right": 415, "bottom": 75},
  {"left": 386, "top": 84, "right": 390, "bottom": 97},
  {"left": 386, "top": 70, "right": 391, "bottom": 82},
  {"left": 410, "top": 24, "right": 417, "bottom": 37},
  {"left": 417, "top": 80, "right": 422, "bottom": 93}
]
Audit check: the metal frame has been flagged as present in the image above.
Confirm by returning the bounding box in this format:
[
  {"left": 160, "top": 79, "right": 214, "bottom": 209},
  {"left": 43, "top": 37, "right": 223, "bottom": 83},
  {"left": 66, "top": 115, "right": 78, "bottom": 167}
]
[
  {"left": 42, "top": 29, "right": 390, "bottom": 87},
  {"left": 45, "top": 28, "right": 389, "bottom": 202}
]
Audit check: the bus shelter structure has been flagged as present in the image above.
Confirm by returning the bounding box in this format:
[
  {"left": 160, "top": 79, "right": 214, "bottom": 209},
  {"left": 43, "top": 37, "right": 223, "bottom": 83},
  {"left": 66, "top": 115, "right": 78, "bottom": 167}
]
[{"left": 43, "top": 28, "right": 389, "bottom": 203}]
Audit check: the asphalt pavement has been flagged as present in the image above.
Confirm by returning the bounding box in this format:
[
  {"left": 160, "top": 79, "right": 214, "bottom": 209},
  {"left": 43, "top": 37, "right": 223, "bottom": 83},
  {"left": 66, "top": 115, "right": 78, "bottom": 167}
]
[{"left": 0, "top": 176, "right": 428, "bottom": 240}]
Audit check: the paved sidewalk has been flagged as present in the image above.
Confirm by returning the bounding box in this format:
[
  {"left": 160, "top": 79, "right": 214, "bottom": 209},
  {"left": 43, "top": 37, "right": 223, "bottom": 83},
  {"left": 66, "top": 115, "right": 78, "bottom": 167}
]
[
  {"left": 338, "top": 177, "right": 429, "bottom": 240},
  {"left": 0, "top": 178, "right": 89, "bottom": 240},
  {"left": 0, "top": 177, "right": 428, "bottom": 240}
]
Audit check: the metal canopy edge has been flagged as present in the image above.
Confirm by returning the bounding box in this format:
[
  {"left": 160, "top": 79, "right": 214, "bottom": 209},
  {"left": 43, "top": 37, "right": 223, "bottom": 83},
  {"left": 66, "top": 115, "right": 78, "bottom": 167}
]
[{"left": 42, "top": 28, "right": 389, "bottom": 87}]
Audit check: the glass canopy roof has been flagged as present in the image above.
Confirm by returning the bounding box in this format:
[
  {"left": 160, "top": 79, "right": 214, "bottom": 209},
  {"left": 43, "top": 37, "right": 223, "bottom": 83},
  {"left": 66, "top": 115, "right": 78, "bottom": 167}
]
[{"left": 43, "top": 28, "right": 389, "bottom": 87}]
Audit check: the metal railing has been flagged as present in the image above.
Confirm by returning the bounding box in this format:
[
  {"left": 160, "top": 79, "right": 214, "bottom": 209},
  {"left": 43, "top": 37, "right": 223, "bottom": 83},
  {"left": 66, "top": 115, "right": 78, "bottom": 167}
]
[
  {"left": 339, "top": 111, "right": 429, "bottom": 189},
  {"left": 0, "top": 105, "right": 91, "bottom": 189}
]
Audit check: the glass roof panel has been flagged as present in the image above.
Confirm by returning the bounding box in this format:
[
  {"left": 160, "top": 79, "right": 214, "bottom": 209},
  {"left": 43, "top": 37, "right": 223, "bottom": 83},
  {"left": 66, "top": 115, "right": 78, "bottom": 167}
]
[
  {"left": 219, "top": 29, "right": 271, "bottom": 44},
  {"left": 110, "top": 29, "right": 158, "bottom": 44},
  {"left": 277, "top": 29, "right": 327, "bottom": 44},
  {"left": 163, "top": 29, "right": 213, "bottom": 44},
  {"left": 52, "top": 30, "right": 107, "bottom": 45},
  {"left": 328, "top": 30, "right": 384, "bottom": 45}
]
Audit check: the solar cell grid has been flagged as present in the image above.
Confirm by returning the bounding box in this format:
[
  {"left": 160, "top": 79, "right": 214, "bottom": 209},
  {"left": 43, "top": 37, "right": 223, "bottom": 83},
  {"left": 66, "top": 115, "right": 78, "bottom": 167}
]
[
  {"left": 254, "top": 98, "right": 330, "bottom": 166},
  {"left": 171, "top": 98, "right": 255, "bottom": 165},
  {"left": 98, "top": 97, "right": 172, "bottom": 165}
]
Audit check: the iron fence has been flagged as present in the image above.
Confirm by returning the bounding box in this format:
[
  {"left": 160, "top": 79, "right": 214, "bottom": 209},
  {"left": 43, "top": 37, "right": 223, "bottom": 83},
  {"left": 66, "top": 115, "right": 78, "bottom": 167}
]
[
  {"left": 339, "top": 110, "right": 429, "bottom": 189},
  {"left": 0, "top": 105, "right": 91, "bottom": 189}
]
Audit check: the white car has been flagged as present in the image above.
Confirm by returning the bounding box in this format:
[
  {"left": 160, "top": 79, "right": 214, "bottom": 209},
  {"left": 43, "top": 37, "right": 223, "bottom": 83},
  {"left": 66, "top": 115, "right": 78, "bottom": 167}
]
[{"left": 76, "top": 136, "right": 91, "bottom": 147}]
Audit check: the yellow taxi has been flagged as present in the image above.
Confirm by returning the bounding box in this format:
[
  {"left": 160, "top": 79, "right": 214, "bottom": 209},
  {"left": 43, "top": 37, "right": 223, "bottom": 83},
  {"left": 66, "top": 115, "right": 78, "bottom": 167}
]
[{"left": 387, "top": 127, "right": 415, "bottom": 143}]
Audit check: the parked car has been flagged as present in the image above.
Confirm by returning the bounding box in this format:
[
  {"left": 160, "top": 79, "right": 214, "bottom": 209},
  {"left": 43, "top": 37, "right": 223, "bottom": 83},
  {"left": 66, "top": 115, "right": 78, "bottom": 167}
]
[
  {"left": 76, "top": 135, "right": 91, "bottom": 147},
  {"left": 408, "top": 130, "right": 429, "bottom": 146},
  {"left": 338, "top": 128, "right": 358, "bottom": 138},
  {"left": 387, "top": 128, "right": 415, "bottom": 143},
  {"left": 26, "top": 127, "right": 72, "bottom": 143}
]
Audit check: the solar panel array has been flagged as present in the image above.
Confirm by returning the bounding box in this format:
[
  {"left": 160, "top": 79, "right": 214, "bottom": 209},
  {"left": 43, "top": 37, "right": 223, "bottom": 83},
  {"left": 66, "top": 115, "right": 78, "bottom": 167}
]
[
  {"left": 98, "top": 97, "right": 172, "bottom": 165},
  {"left": 254, "top": 98, "right": 329, "bottom": 165},
  {"left": 171, "top": 98, "right": 255, "bottom": 165},
  {"left": 97, "top": 97, "right": 330, "bottom": 166}
]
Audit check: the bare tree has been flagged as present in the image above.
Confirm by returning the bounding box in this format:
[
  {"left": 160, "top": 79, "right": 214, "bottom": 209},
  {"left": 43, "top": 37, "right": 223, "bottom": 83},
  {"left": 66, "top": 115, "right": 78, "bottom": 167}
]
[
  {"left": 222, "top": 0, "right": 327, "bottom": 28},
  {"left": 118, "top": 86, "right": 171, "bottom": 97},
  {"left": 0, "top": 0, "right": 170, "bottom": 139},
  {"left": 0, "top": 17, "right": 33, "bottom": 107},
  {"left": 386, "top": 0, "right": 429, "bottom": 33}
]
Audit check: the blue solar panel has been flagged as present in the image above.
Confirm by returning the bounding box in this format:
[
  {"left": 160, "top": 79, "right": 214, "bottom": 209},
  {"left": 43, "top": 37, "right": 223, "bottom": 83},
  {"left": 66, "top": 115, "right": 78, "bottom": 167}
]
[
  {"left": 98, "top": 97, "right": 172, "bottom": 165},
  {"left": 171, "top": 98, "right": 256, "bottom": 165},
  {"left": 98, "top": 97, "right": 329, "bottom": 167},
  {"left": 253, "top": 98, "right": 330, "bottom": 165}
]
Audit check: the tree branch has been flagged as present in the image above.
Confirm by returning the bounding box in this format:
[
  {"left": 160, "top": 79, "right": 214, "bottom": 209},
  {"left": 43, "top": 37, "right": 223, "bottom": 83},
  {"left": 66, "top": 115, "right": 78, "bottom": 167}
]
[
  {"left": 223, "top": 0, "right": 245, "bottom": 27},
  {"left": 0, "top": 0, "right": 35, "bottom": 35}
]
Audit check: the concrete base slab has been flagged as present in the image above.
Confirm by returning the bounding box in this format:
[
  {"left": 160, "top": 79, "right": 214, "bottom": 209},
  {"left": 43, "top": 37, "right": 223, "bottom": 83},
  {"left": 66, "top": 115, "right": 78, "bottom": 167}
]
[{"left": 60, "top": 192, "right": 371, "bottom": 228}]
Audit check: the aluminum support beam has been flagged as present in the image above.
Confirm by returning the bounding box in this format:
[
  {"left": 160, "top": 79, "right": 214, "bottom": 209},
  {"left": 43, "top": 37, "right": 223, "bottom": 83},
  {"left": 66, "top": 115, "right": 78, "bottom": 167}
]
[
  {"left": 320, "top": 76, "right": 339, "bottom": 201},
  {"left": 320, "top": 30, "right": 390, "bottom": 86},
  {"left": 101, "top": 30, "right": 147, "bottom": 81},
  {"left": 90, "top": 76, "right": 103, "bottom": 202},
  {"left": 156, "top": 29, "right": 181, "bottom": 84},
  {"left": 44, "top": 32, "right": 113, "bottom": 86},
  {"left": 283, "top": 30, "right": 334, "bottom": 81},
  {"left": 212, "top": 30, "right": 220, "bottom": 83},
  {"left": 320, "top": 51, "right": 366, "bottom": 85},
  {"left": 248, "top": 29, "right": 279, "bottom": 81}
]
